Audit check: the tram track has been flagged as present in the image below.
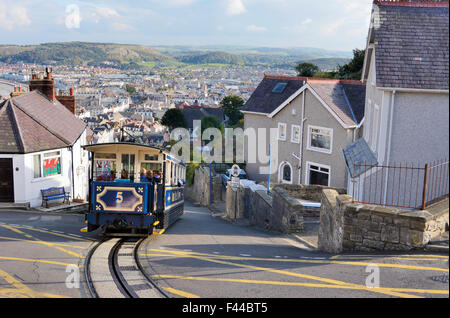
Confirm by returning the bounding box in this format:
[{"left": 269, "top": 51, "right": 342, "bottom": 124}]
[{"left": 85, "top": 237, "right": 169, "bottom": 298}]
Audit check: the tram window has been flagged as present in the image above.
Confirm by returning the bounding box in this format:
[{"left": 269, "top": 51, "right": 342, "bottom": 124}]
[
  {"left": 144, "top": 154, "right": 159, "bottom": 161},
  {"left": 94, "top": 160, "right": 117, "bottom": 181},
  {"left": 165, "top": 162, "right": 171, "bottom": 185},
  {"left": 121, "top": 154, "right": 135, "bottom": 182}
]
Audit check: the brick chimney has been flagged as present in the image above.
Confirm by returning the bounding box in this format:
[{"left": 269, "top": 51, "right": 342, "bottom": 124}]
[
  {"left": 29, "top": 68, "right": 56, "bottom": 102},
  {"left": 56, "top": 87, "right": 77, "bottom": 115}
]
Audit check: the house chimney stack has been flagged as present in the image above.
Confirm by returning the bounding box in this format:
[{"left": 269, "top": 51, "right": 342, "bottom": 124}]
[
  {"left": 29, "top": 67, "right": 56, "bottom": 102},
  {"left": 56, "top": 88, "right": 77, "bottom": 115}
]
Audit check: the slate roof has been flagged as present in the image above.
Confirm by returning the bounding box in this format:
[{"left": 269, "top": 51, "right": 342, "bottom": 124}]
[
  {"left": 244, "top": 75, "right": 366, "bottom": 127},
  {"left": 0, "top": 90, "right": 87, "bottom": 154},
  {"left": 372, "top": 2, "right": 449, "bottom": 90},
  {"left": 308, "top": 80, "right": 366, "bottom": 126},
  {"left": 242, "top": 75, "right": 307, "bottom": 114}
]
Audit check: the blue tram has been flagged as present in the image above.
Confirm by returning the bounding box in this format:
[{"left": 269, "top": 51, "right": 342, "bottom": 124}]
[{"left": 82, "top": 143, "right": 185, "bottom": 236}]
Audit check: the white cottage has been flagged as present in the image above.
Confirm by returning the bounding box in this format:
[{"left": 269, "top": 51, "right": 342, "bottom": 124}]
[{"left": 0, "top": 69, "right": 92, "bottom": 208}]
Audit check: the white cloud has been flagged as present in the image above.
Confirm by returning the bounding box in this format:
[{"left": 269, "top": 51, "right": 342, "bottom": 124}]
[
  {"left": 112, "top": 22, "right": 134, "bottom": 31},
  {"left": 164, "top": 0, "right": 197, "bottom": 7},
  {"left": 245, "top": 25, "right": 267, "bottom": 32},
  {"left": 226, "top": 0, "right": 246, "bottom": 16},
  {"left": 95, "top": 7, "right": 120, "bottom": 19},
  {"left": 301, "top": 18, "right": 312, "bottom": 25},
  {"left": 0, "top": 2, "right": 31, "bottom": 30}
]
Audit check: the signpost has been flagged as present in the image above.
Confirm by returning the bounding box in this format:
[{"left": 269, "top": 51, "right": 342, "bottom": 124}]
[{"left": 231, "top": 164, "right": 241, "bottom": 190}]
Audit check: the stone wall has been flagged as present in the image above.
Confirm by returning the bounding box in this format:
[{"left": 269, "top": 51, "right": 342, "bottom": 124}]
[
  {"left": 185, "top": 166, "right": 222, "bottom": 206},
  {"left": 318, "top": 189, "right": 449, "bottom": 253}
]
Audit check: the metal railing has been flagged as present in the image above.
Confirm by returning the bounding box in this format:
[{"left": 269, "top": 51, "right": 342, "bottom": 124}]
[{"left": 351, "top": 160, "right": 449, "bottom": 210}]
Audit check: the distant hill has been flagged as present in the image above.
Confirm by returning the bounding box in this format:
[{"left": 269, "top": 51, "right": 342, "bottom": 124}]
[
  {"left": 0, "top": 42, "right": 175, "bottom": 68},
  {"left": 179, "top": 51, "right": 245, "bottom": 65},
  {"left": 0, "top": 42, "right": 352, "bottom": 70}
]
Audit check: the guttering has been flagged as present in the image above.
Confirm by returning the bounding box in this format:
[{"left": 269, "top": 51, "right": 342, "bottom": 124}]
[
  {"left": 377, "top": 87, "right": 449, "bottom": 94},
  {"left": 241, "top": 110, "right": 268, "bottom": 116}
]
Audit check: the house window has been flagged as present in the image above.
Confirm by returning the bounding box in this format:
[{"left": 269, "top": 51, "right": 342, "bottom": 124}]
[
  {"left": 33, "top": 151, "right": 62, "bottom": 179},
  {"left": 279, "top": 162, "right": 293, "bottom": 184},
  {"left": 291, "top": 125, "right": 301, "bottom": 143},
  {"left": 278, "top": 123, "right": 287, "bottom": 141},
  {"left": 306, "top": 162, "right": 330, "bottom": 187},
  {"left": 307, "top": 125, "right": 333, "bottom": 153}
]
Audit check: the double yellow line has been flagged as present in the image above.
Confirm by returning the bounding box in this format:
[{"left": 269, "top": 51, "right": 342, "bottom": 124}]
[{"left": 142, "top": 249, "right": 449, "bottom": 298}]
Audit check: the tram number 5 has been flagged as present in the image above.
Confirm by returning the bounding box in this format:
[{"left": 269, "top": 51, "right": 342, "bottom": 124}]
[{"left": 116, "top": 192, "right": 124, "bottom": 204}]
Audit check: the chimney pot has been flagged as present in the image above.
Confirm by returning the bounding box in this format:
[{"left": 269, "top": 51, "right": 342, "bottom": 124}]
[{"left": 70, "top": 88, "right": 74, "bottom": 96}]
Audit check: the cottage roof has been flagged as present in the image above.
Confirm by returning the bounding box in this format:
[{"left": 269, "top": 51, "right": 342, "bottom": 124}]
[{"left": 0, "top": 90, "right": 87, "bottom": 154}]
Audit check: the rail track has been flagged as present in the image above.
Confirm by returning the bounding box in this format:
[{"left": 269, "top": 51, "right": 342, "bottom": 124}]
[{"left": 85, "top": 237, "right": 170, "bottom": 298}]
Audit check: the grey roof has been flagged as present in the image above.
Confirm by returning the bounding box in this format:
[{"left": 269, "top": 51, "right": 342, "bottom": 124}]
[
  {"left": 0, "top": 90, "right": 87, "bottom": 154},
  {"left": 242, "top": 75, "right": 306, "bottom": 114},
  {"left": 372, "top": 3, "right": 449, "bottom": 90},
  {"left": 308, "top": 81, "right": 366, "bottom": 126},
  {"left": 343, "top": 138, "right": 378, "bottom": 178}
]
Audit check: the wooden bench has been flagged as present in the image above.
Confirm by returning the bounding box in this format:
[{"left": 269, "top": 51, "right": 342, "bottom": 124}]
[{"left": 41, "top": 187, "right": 71, "bottom": 208}]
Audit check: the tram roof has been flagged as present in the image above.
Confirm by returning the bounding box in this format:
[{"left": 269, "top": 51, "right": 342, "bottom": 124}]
[
  {"left": 83, "top": 142, "right": 186, "bottom": 166},
  {"left": 83, "top": 142, "right": 166, "bottom": 154}
]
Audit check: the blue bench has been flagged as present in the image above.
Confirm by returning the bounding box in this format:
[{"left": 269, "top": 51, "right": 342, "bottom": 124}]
[{"left": 41, "top": 187, "right": 71, "bottom": 208}]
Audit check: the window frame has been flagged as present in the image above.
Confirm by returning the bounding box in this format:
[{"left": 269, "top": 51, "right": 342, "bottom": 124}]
[
  {"left": 33, "top": 150, "right": 63, "bottom": 180},
  {"left": 307, "top": 125, "right": 333, "bottom": 154},
  {"left": 291, "top": 124, "right": 301, "bottom": 144},
  {"left": 278, "top": 161, "right": 293, "bottom": 185},
  {"left": 305, "top": 161, "right": 331, "bottom": 187},
  {"left": 278, "top": 123, "right": 287, "bottom": 141}
]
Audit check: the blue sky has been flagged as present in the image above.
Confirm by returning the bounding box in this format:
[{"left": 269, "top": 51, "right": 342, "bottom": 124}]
[{"left": 0, "top": 0, "right": 373, "bottom": 51}]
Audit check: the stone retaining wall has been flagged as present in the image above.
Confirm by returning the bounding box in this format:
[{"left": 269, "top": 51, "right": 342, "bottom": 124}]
[{"left": 318, "top": 189, "right": 449, "bottom": 253}]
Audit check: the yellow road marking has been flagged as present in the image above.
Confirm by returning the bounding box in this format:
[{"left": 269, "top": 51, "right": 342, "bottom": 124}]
[
  {"left": 0, "top": 268, "right": 69, "bottom": 298},
  {"left": 162, "top": 287, "right": 200, "bottom": 298},
  {"left": 330, "top": 254, "right": 448, "bottom": 260},
  {"left": 0, "top": 256, "right": 80, "bottom": 267},
  {"left": 0, "top": 235, "right": 86, "bottom": 249},
  {"left": 12, "top": 225, "right": 91, "bottom": 242},
  {"left": 145, "top": 249, "right": 420, "bottom": 298},
  {"left": 1, "top": 225, "right": 82, "bottom": 258},
  {"left": 143, "top": 250, "right": 448, "bottom": 273},
  {"left": 155, "top": 274, "right": 448, "bottom": 295}
]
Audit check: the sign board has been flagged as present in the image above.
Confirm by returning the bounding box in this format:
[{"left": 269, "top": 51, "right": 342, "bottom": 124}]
[
  {"left": 231, "top": 177, "right": 240, "bottom": 189},
  {"left": 231, "top": 165, "right": 241, "bottom": 178}
]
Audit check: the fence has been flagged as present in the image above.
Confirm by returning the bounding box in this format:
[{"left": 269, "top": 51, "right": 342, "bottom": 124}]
[{"left": 351, "top": 160, "right": 449, "bottom": 210}]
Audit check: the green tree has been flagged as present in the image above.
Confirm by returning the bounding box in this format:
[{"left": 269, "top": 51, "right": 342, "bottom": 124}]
[
  {"left": 125, "top": 84, "right": 137, "bottom": 95},
  {"left": 295, "top": 62, "right": 319, "bottom": 77},
  {"left": 336, "top": 49, "right": 365, "bottom": 80},
  {"left": 161, "top": 108, "right": 188, "bottom": 131},
  {"left": 220, "top": 95, "right": 244, "bottom": 127},
  {"left": 201, "top": 115, "right": 223, "bottom": 136}
]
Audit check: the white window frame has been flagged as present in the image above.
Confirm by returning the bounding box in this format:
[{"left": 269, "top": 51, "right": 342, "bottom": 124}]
[
  {"left": 279, "top": 161, "right": 293, "bottom": 184},
  {"left": 278, "top": 123, "right": 287, "bottom": 141},
  {"left": 291, "top": 125, "right": 301, "bottom": 144},
  {"left": 305, "top": 161, "right": 331, "bottom": 187},
  {"left": 33, "top": 150, "right": 63, "bottom": 180},
  {"left": 307, "top": 125, "right": 333, "bottom": 154}
]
